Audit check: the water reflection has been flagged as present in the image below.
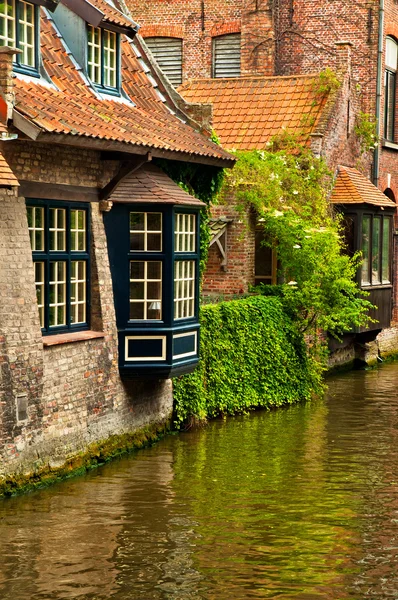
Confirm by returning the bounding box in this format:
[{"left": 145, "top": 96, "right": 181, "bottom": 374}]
[{"left": 1, "top": 365, "right": 398, "bottom": 598}]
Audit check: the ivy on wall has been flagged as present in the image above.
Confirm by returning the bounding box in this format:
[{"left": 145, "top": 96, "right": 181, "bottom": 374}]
[
  {"left": 154, "top": 158, "right": 225, "bottom": 277},
  {"left": 173, "top": 296, "right": 319, "bottom": 426}
]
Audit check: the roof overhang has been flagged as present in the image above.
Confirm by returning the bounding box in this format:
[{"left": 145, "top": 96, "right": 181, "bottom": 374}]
[
  {"left": 59, "top": 0, "right": 139, "bottom": 37},
  {"left": 13, "top": 110, "right": 235, "bottom": 168}
]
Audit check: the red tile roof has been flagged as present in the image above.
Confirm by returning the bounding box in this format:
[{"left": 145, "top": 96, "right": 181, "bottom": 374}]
[
  {"left": 178, "top": 75, "right": 330, "bottom": 150},
  {"left": 94, "top": 0, "right": 137, "bottom": 31},
  {"left": 330, "top": 166, "right": 396, "bottom": 207},
  {"left": 0, "top": 151, "right": 18, "bottom": 187},
  {"left": 110, "top": 163, "right": 205, "bottom": 206},
  {"left": 12, "top": 13, "right": 233, "bottom": 166}
]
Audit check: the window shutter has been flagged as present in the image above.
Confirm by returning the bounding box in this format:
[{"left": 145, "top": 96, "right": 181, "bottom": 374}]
[
  {"left": 212, "top": 33, "right": 241, "bottom": 78},
  {"left": 145, "top": 37, "right": 183, "bottom": 86}
]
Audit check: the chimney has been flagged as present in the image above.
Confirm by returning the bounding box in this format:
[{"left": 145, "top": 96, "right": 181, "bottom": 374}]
[
  {"left": 335, "top": 41, "right": 353, "bottom": 76},
  {"left": 0, "top": 47, "right": 22, "bottom": 122}
]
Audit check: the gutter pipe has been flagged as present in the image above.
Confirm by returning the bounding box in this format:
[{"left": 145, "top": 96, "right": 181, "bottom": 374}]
[{"left": 373, "top": 0, "right": 384, "bottom": 187}]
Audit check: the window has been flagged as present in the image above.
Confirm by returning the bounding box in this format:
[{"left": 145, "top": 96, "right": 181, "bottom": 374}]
[
  {"left": 145, "top": 37, "right": 182, "bottom": 86},
  {"left": 87, "top": 25, "right": 119, "bottom": 92},
  {"left": 174, "top": 260, "right": 195, "bottom": 319},
  {"left": 361, "top": 214, "right": 391, "bottom": 286},
  {"left": 129, "top": 260, "right": 162, "bottom": 320},
  {"left": 26, "top": 201, "right": 90, "bottom": 333},
  {"left": 212, "top": 33, "right": 241, "bottom": 78},
  {"left": 385, "top": 37, "right": 397, "bottom": 141},
  {"left": 255, "top": 225, "right": 277, "bottom": 285},
  {"left": 0, "top": 0, "right": 38, "bottom": 73}
]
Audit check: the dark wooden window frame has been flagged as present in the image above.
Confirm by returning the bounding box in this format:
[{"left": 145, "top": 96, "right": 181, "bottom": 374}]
[{"left": 360, "top": 212, "right": 392, "bottom": 288}]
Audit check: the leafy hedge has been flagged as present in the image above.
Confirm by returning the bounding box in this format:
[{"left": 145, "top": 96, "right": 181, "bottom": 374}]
[{"left": 173, "top": 296, "right": 319, "bottom": 425}]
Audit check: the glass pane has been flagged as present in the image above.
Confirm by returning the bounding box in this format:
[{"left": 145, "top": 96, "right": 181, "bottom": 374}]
[
  {"left": 361, "top": 216, "right": 370, "bottom": 285},
  {"left": 386, "top": 37, "right": 398, "bottom": 70},
  {"left": 130, "top": 233, "right": 145, "bottom": 251},
  {"left": 147, "top": 233, "right": 161, "bottom": 251},
  {"left": 27, "top": 206, "right": 33, "bottom": 227},
  {"left": 147, "top": 213, "right": 161, "bottom": 231},
  {"left": 130, "top": 261, "right": 144, "bottom": 279},
  {"left": 147, "top": 303, "right": 161, "bottom": 320},
  {"left": 382, "top": 218, "right": 391, "bottom": 283},
  {"left": 372, "top": 217, "right": 381, "bottom": 284},
  {"left": 130, "top": 282, "right": 144, "bottom": 300},
  {"left": 130, "top": 213, "right": 145, "bottom": 230},
  {"left": 147, "top": 261, "right": 161, "bottom": 279},
  {"left": 130, "top": 303, "right": 144, "bottom": 320},
  {"left": 147, "top": 281, "right": 161, "bottom": 299}
]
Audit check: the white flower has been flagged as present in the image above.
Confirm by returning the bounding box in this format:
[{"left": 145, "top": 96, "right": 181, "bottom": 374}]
[
  {"left": 293, "top": 244, "right": 301, "bottom": 249},
  {"left": 287, "top": 281, "right": 297, "bottom": 286},
  {"left": 292, "top": 190, "right": 299, "bottom": 195}
]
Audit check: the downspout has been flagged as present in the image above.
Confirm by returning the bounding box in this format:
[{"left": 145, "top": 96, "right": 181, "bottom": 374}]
[{"left": 373, "top": 0, "right": 384, "bottom": 187}]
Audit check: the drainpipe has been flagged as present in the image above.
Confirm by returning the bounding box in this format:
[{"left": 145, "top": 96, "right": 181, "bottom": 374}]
[{"left": 373, "top": 0, "right": 384, "bottom": 187}]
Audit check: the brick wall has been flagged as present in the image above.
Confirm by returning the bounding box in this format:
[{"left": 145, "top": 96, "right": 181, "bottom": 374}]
[
  {"left": 0, "top": 141, "right": 172, "bottom": 478},
  {"left": 202, "top": 197, "right": 255, "bottom": 297},
  {"left": 132, "top": 0, "right": 274, "bottom": 80}
]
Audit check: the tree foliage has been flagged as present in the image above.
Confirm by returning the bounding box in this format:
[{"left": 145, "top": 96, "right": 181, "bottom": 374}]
[{"left": 226, "top": 136, "right": 374, "bottom": 339}]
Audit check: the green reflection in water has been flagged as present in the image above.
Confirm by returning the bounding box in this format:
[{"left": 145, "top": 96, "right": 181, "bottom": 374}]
[{"left": 170, "top": 399, "right": 364, "bottom": 599}]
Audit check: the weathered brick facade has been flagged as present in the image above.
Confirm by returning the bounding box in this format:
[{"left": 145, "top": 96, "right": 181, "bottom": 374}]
[{"left": 0, "top": 140, "right": 173, "bottom": 477}]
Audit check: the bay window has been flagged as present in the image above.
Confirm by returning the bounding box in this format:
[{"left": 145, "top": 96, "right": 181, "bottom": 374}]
[
  {"left": 104, "top": 203, "right": 201, "bottom": 378},
  {"left": 26, "top": 201, "right": 90, "bottom": 333},
  {"left": 361, "top": 213, "right": 391, "bottom": 286}
]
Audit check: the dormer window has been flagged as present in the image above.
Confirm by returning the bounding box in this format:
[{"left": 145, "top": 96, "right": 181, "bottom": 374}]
[
  {"left": 0, "top": 0, "right": 38, "bottom": 74},
  {"left": 87, "top": 25, "right": 119, "bottom": 93}
]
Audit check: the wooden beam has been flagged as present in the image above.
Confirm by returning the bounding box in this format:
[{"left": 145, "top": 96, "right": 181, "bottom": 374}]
[
  {"left": 99, "top": 153, "right": 152, "bottom": 201},
  {"left": 19, "top": 181, "right": 100, "bottom": 202},
  {"left": 13, "top": 110, "right": 42, "bottom": 141},
  {"left": 34, "top": 133, "right": 235, "bottom": 168}
]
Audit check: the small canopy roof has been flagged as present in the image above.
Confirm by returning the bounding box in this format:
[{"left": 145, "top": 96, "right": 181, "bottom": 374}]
[
  {"left": 109, "top": 163, "right": 205, "bottom": 207},
  {"left": 330, "top": 165, "right": 396, "bottom": 208},
  {"left": 0, "top": 152, "right": 19, "bottom": 187}
]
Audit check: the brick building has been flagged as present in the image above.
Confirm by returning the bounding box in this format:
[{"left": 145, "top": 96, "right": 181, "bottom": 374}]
[
  {"left": 0, "top": 0, "right": 233, "bottom": 479},
  {"left": 131, "top": 0, "right": 398, "bottom": 360}
]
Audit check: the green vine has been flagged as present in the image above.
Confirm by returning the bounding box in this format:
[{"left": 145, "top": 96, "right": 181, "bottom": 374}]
[
  {"left": 173, "top": 295, "right": 320, "bottom": 426},
  {"left": 154, "top": 158, "right": 225, "bottom": 277},
  {"left": 354, "top": 111, "right": 379, "bottom": 153}
]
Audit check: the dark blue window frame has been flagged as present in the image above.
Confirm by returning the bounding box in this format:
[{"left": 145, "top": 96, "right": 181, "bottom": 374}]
[
  {"left": 26, "top": 199, "right": 91, "bottom": 335},
  {"left": 11, "top": 0, "right": 40, "bottom": 77}
]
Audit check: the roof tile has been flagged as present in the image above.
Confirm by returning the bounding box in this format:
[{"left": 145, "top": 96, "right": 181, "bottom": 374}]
[
  {"left": 330, "top": 166, "right": 396, "bottom": 207},
  {"left": 12, "top": 12, "right": 233, "bottom": 165},
  {"left": 178, "top": 75, "right": 329, "bottom": 150}
]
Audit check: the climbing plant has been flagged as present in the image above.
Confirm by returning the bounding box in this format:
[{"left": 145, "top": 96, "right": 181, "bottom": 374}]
[
  {"left": 225, "top": 136, "right": 374, "bottom": 340},
  {"left": 173, "top": 295, "right": 320, "bottom": 426},
  {"left": 154, "top": 158, "right": 225, "bottom": 277}
]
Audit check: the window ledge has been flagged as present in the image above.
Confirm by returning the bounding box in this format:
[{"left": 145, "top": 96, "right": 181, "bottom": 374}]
[
  {"left": 361, "top": 284, "right": 392, "bottom": 290},
  {"left": 382, "top": 140, "right": 398, "bottom": 151},
  {"left": 43, "top": 330, "right": 105, "bottom": 347}
]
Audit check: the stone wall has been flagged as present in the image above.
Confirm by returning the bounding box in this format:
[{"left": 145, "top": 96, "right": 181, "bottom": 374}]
[{"left": 0, "top": 140, "right": 173, "bottom": 479}]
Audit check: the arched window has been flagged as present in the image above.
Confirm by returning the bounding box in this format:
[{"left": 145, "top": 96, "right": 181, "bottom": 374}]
[
  {"left": 384, "top": 188, "right": 396, "bottom": 202},
  {"left": 385, "top": 37, "right": 397, "bottom": 141},
  {"left": 145, "top": 37, "right": 183, "bottom": 86},
  {"left": 212, "top": 33, "right": 241, "bottom": 78}
]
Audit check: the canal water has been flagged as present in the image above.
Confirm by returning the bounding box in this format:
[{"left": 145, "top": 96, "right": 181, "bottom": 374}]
[{"left": 2, "top": 365, "right": 398, "bottom": 599}]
